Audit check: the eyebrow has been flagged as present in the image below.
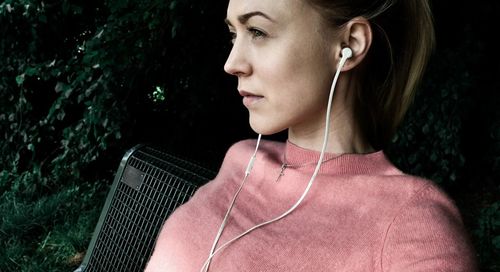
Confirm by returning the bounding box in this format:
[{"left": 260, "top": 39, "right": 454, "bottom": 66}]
[{"left": 224, "top": 11, "right": 275, "bottom": 26}]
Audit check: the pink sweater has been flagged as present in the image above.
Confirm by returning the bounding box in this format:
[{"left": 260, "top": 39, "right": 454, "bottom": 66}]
[{"left": 145, "top": 139, "right": 477, "bottom": 271}]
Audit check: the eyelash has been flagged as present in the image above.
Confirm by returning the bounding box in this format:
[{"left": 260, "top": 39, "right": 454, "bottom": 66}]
[
  {"left": 248, "top": 27, "right": 266, "bottom": 39},
  {"left": 229, "top": 27, "right": 267, "bottom": 44}
]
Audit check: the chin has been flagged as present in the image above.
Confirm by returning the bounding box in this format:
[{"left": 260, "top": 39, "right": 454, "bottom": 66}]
[{"left": 249, "top": 117, "right": 287, "bottom": 136}]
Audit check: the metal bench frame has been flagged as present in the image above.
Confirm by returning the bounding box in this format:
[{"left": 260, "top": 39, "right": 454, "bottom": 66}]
[{"left": 75, "top": 144, "right": 215, "bottom": 272}]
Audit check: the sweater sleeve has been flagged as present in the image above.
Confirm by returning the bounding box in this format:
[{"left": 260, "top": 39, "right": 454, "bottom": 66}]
[{"left": 381, "top": 183, "right": 478, "bottom": 272}]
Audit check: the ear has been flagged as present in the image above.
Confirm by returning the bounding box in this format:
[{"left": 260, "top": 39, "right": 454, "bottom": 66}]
[{"left": 337, "top": 17, "right": 372, "bottom": 71}]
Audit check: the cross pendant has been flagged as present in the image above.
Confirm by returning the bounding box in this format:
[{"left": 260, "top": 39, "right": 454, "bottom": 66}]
[{"left": 276, "top": 163, "right": 287, "bottom": 182}]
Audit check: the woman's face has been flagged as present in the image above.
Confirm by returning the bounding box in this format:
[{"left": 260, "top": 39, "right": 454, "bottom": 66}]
[{"left": 225, "top": 0, "right": 341, "bottom": 135}]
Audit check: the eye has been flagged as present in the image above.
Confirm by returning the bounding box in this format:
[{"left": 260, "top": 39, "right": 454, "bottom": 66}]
[
  {"left": 247, "top": 27, "right": 267, "bottom": 39},
  {"left": 228, "top": 27, "right": 267, "bottom": 44}
]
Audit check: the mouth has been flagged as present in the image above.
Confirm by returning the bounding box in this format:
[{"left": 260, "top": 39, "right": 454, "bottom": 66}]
[{"left": 239, "top": 90, "right": 264, "bottom": 108}]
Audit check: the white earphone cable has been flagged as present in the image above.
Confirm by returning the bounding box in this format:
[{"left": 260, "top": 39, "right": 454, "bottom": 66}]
[
  {"left": 202, "top": 134, "right": 262, "bottom": 272},
  {"left": 200, "top": 49, "right": 351, "bottom": 272}
]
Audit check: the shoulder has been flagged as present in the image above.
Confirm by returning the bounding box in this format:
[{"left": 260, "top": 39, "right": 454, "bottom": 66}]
[
  {"left": 389, "top": 176, "right": 464, "bottom": 228},
  {"left": 367, "top": 155, "right": 457, "bottom": 208},
  {"left": 224, "top": 139, "right": 259, "bottom": 158},
  {"left": 191, "top": 139, "right": 284, "bottom": 202},
  {"left": 380, "top": 173, "right": 467, "bottom": 236},
  {"left": 223, "top": 138, "right": 284, "bottom": 164},
  {"left": 380, "top": 175, "right": 478, "bottom": 271},
  {"left": 208, "top": 139, "right": 283, "bottom": 180},
  {"left": 216, "top": 139, "right": 257, "bottom": 171}
]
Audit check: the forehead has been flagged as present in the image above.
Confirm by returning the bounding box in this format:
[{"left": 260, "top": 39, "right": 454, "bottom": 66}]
[{"left": 226, "top": 0, "right": 307, "bottom": 22}]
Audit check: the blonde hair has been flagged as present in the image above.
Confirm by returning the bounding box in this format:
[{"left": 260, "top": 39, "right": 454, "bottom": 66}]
[{"left": 308, "top": 0, "right": 435, "bottom": 149}]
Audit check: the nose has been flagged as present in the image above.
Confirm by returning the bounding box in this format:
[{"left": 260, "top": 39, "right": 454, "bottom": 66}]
[{"left": 224, "top": 40, "right": 252, "bottom": 77}]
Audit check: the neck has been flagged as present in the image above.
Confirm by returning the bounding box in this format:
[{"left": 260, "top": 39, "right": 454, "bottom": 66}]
[
  {"left": 288, "top": 79, "right": 374, "bottom": 155},
  {"left": 287, "top": 120, "right": 374, "bottom": 154}
]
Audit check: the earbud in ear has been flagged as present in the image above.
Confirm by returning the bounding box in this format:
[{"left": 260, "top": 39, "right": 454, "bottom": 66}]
[{"left": 341, "top": 47, "right": 353, "bottom": 59}]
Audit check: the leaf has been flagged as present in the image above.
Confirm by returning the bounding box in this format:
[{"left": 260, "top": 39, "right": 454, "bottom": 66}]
[
  {"left": 55, "top": 82, "right": 65, "bottom": 93},
  {"left": 64, "top": 87, "right": 74, "bottom": 99},
  {"left": 25, "top": 67, "right": 38, "bottom": 76},
  {"left": 46, "top": 59, "right": 56, "bottom": 67},
  {"left": 16, "top": 74, "right": 25, "bottom": 85},
  {"left": 56, "top": 110, "right": 66, "bottom": 121}
]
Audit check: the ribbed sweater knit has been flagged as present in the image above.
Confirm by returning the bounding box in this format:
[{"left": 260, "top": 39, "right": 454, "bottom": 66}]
[{"left": 145, "top": 139, "right": 477, "bottom": 271}]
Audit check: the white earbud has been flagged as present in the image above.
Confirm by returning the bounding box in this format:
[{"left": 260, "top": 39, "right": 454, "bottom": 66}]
[{"left": 341, "top": 47, "right": 353, "bottom": 60}]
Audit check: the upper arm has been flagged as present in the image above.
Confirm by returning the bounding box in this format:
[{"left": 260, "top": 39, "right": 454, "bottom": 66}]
[{"left": 381, "top": 184, "right": 478, "bottom": 272}]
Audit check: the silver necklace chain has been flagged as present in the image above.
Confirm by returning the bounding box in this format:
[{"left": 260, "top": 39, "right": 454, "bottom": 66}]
[{"left": 276, "top": 152, "right": 337, "bottom": 182}]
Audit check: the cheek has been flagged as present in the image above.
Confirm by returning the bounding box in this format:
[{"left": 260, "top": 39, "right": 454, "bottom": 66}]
[
  {"left": 259, "top": 47, "right": 321, "bottom": 87},
  {"left": 260, "top": 45, "right": 332, "bottom": 104},
  {"left": 248, "top": 35, "right": 335, "bottom": 132}
]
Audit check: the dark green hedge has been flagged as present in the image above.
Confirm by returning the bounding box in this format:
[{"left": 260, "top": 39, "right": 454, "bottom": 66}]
[{"left": 0, "top": 0, "right": 498, "bottom": 271}]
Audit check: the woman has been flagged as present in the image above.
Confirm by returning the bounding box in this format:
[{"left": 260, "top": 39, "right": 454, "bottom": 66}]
[{"left": 146, "top": 0, "right": 477, "bottom": 271}]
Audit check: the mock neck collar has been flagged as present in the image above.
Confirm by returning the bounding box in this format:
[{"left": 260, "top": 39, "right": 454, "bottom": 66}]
[{"left": 281, "top": 140, "right": 399, "bottom": 176}]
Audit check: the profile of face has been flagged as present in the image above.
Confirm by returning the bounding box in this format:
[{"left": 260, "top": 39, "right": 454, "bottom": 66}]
[{"left": 224, "top": 0, "right": 343, "bottom": 136}]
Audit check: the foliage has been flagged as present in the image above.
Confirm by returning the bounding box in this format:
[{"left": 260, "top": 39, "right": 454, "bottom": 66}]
[
  {"left": 0, "top": 0, "right": 221, "bottom": 270},
  {"left": 0, "top": 0, "right": 498, "bottom": 271}
]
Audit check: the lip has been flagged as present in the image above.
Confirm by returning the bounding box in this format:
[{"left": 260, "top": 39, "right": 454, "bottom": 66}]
[{"left": 239, "top": 90, "right": 264, "bottom": 108}]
